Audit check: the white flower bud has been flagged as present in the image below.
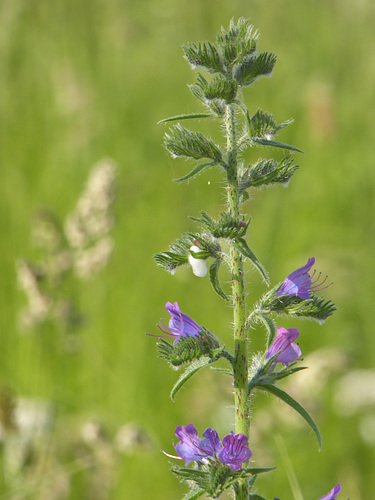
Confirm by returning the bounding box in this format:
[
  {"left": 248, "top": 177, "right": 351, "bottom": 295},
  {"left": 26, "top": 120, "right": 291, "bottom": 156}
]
[{"left": 188, "top": 245, "right": 208, "bottom": 277}]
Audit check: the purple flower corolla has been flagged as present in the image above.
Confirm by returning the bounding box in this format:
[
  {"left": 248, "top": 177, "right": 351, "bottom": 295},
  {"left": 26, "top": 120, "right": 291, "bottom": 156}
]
[
  {"left": 162, "top": 425, "right": 221, "bottom": 465},
  {"left": 217, "top": 432, "right": 252, "bottom": 471},
  {"left": 318, "top": 483, "right": 342, "bottom": 500},
  {"left": 276, "top": 257, "right": 331, "bottom": 299},
  {"left": 149, "top": 302, "right": 202, "bottom": 344},
  {"left": 174, "top": 424, "right": 205, "bottom": 465},
  {"left": 199, "top": 428, "right": 222, "bottom": 456},
  {"left": 266, "top": 327, "right": 302, "bottom": 367}
]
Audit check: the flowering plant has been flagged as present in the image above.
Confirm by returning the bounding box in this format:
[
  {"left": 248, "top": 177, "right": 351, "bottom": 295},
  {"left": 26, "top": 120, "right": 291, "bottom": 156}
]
[{"left": 150, "top": 18, "right": 343, "bottom": 500}]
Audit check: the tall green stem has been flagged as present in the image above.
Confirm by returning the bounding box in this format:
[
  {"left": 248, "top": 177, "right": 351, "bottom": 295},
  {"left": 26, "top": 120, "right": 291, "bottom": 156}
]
[{"left": 225, "top": 104, "right": 249, "bottom": 499}]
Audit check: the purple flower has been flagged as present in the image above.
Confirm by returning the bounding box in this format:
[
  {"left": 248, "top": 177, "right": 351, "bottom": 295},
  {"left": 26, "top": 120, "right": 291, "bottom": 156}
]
[
  {"left": 162, "top": 425, "right": 221, "bottom": 465},
  {"left": 318, "top": 484, "right": 342, "bottom": 500},
  {"left": 266, "top": 327, "right": 302, "bottom": 367},
  {"left": 217, "top": 432, "right": 252, "bottom": 471},
  {"left": 174, "top": 424, "right": 206, "bottom": 465},
  {"left": 199, "top": 428, "right": 222, "bottom": 456},
  {"left": 149, "top": 302, "right": 202, "bottom": 344},
  {"left": 276, "top": 257, "right": 331, "bottom": 299}
]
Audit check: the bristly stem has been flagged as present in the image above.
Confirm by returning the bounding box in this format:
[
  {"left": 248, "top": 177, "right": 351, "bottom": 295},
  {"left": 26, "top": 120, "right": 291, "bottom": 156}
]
[{"left": 225, "top": 104, "right": 249, "bottom": 500}]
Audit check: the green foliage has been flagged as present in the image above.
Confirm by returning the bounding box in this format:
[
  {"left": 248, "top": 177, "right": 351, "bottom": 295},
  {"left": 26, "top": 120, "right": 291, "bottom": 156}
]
[
  {"left": 153, "top": 234, "right": 195, "bottom": 274},
  {"left": 256, "top": 383, "right": 322, "bottom": 450},
  {"left": 209, "top": 258, "right": 228, "bottom": 301},
  {"left": 246, "top": 109, "right": 292, "bottom": 140},
  {"left": 164, "top": 124, "right": 225, "bottom": 165},
  {"left": 190, "top": 211, "right": 249, "bottom": 239},
  {"left": 216, "top": 18, "right": 258, "bottom": 67},
  {"left": 157, "top": 329, "right": 222, "bottom": 368},
  {"left": 234, "top": 52, "right": 277, "bottom": 86},
  {"left": 258, "top": 287, "right": 337, "bottom": 322},
  {"left": 239, "top": 155, "right": 299, "bottom": 190},
  {"left": 182, "top": 41, "right": 225, "bottom": 74},
  {"left": 233, "top": 238, "right": 270, "bottom": 285},
  {"left": 172, "top": 461, "right": 273, "bottom": 499},
  {"left": 191, "top": 73, "right": 239, "bottom": 104}
]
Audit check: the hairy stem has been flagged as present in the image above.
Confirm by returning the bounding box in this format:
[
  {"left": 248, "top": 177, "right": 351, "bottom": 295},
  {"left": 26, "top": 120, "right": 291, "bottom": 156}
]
[{"left": 226, "top": 104, "right": 249, "bottom": 499}]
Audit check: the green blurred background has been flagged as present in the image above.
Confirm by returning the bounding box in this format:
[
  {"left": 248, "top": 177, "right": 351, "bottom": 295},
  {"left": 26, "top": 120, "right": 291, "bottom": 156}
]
[{"left": 0, "top": 0, "right": 374, "bottom": 498}]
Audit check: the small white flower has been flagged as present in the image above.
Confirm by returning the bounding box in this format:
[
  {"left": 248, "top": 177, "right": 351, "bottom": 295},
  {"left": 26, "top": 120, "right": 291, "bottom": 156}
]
[{"left": 188, "top": 245, "right": 208, "bottom": 278}]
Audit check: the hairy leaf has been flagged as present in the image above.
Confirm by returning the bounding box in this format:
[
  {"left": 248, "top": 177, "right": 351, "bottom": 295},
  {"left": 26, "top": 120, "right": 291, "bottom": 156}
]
[
  {"left": 257, "top": 383, "right": 322, "bottom": 449},
  {"left": 165, "top": 124, "right": 224, "bottom": 165},
  {"left": 234, "top": 52, "right": 276, "bottom": 86},
  {"left": 158, "top": 113, "right": 214, "bottom": 124},
  {"left": 174, "top": 161, "right": 217, "bottom": 183},
  {"left": 233, "top": 238, "right": 270, "bottom": 285},
  {"left": 182, "top": 41, "right": 225, "bottom": 74},
  {"left": 209, "top": 258, "right": 229, "bottom": 301}
]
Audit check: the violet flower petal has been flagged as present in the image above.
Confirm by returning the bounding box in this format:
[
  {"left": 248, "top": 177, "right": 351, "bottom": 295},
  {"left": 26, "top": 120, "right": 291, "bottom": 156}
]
[{"left": 318, "top": 483, "right": 342, "bottom": 500}]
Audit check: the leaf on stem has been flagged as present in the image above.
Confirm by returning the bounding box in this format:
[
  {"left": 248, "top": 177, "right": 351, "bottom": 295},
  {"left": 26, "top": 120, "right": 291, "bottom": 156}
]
[
  {"left": 239, "top": 155, "right": 299, "bottom": 190},
  {"left": 257, "top": 382, "right": 322, "bottom": 450},
  {"left": 158, "top": 113, "right": 214, "bottom": 124},
  {"left": 182, "top": 41, "right": 225, "bottom": 74},
  {"left": 209, "top": 258, "right": 229, "bottom": 301},
  {"left": 234, "top": 52, "right": 276, "bottom": 86},
  {"left": 164, "top": 124, "right": 225, "bottom": 165},
  {"left": 174, "top": 161, "right": 217, "bottom": 183},
  {"left": 170, "top": 357, "right": 212, "bottom": 401},
  {"left": 233, "top": 238, "right": 270, "bottom": 285}
]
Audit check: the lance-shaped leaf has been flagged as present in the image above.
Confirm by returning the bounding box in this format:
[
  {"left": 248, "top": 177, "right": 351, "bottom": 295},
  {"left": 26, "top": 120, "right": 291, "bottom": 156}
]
[
  {"left": 182, "top": 41, "right": 225, "bottom": 74},
  {"left": 239, "top": 155, "right": 299, "bottom": 190},
  {"left": 209, "top": 258, "right": 229, "bottom": 301},
  {"left": 165, "top": 124, "right": 225, "bottom": 165},
  {"left": 158, "top": 112, "right": 214, "bottom": 124},
  {"left": 170, "top": 356, "right": 213, "bottom": 401},
  {"left": 191, "top": 73, "right": 238, "bottom": 104},
  {"left": 174, "top": 161, "right": 217, "bottom": 183},
  {"left": 234, "top": 52, "right": 276, "bottom": 86},
  {"left": 233, "top": 238, "right": 270, "bottom": 285},
  {"left": 249, "top": 495, "right": 269, "bottom": 500},
  {"left": 252, "top": 137, "right": 304, "bottom": 153},
  {"left": 256, "top": 382, "right": 322, "bottom": 450},
  {"left": 183, "top": 487, "right": 206, "bottom": 500}
]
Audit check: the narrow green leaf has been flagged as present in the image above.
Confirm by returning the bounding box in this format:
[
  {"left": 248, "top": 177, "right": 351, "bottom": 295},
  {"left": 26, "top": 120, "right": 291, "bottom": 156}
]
[
  {"left": 209, "top": 259, "right": 229, "bottom": 301},
  {"left": 257, "top": 383, "right": 322, "bottom": 449},
  {"left": 249, "top": 495, "right": 268, "bottom": 500},
  {"left": 246, "top": 467, "right": 277, "bottom": 475},
  {"left": 183, "top": 488, "right": 206, "bottom": 500},
  {"left": 253, "top": 138, "right": 304, "bottom": 153},
  {"left": 234, "top": 238, "right": 270, "bottom": 285},
  {"left": 170, "top": 357, "right": 211, "bottom": 401},
  {"left": 174, "top": 161, "right": 216, "bottom": 183},
  {"left": 158, "top": 113, "right": 213, "bottom": 124}
]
